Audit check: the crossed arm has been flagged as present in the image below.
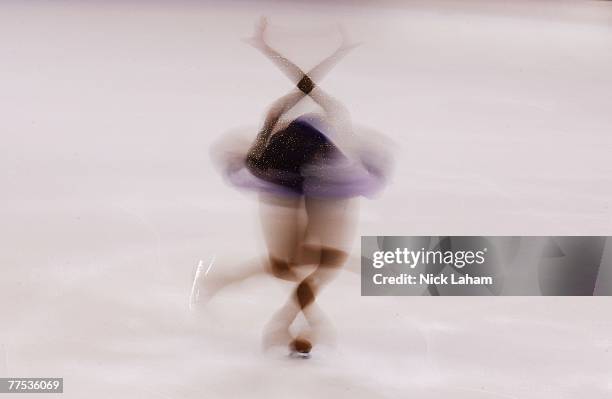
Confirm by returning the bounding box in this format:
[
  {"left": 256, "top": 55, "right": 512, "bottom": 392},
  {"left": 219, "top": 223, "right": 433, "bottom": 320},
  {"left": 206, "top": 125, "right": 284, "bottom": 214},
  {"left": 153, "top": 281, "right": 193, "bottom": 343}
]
[{"left": 245, "top": 18, "right": 359, "bottom": 161}]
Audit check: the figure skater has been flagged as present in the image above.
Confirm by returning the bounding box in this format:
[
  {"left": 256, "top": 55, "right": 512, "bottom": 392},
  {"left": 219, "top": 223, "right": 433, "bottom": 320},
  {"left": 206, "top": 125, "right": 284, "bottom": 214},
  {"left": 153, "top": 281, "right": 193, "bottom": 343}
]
[{"left": 195, "top": 17, "right": 392, "bottom": 358}]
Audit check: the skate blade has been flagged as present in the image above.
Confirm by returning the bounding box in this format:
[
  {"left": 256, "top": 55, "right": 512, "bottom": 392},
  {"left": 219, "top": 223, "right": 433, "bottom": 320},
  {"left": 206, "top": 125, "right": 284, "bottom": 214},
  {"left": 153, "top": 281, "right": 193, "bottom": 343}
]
[
  {"left": 289, "top": 351, "right": 311, "bottom": 359},
  {"left": 189, "top": 255, "right": 215, "bottom": 310}
]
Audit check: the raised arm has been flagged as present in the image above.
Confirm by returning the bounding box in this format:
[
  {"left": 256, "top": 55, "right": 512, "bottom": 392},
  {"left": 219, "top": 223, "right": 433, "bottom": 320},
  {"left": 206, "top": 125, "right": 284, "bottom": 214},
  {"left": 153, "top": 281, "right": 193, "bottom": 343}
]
[
  {"left": 243, "top": 17, "right": 305, "bottom": 84},
  {"left": 244, "top": 17, "right": 360, "bottom": 89},
  {"left": 245, "top": 18, "right": 359, "bottom": 156},
  {"left": 306, "top": 26, "right": 361, "bottom": 84}
]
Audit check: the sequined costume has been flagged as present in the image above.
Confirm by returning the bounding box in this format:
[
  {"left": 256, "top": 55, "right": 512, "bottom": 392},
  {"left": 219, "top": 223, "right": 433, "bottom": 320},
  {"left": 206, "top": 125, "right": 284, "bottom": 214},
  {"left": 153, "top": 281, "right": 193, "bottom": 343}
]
[{"left": 219, "top": 113, "right": 391, "bottom": 199}]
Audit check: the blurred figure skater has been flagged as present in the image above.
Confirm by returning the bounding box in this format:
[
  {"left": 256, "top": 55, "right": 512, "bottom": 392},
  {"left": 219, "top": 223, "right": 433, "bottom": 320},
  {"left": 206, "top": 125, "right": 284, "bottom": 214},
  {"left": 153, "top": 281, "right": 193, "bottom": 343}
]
[{"left": 196, "top": 17, "right": 392, "bottom": 358}]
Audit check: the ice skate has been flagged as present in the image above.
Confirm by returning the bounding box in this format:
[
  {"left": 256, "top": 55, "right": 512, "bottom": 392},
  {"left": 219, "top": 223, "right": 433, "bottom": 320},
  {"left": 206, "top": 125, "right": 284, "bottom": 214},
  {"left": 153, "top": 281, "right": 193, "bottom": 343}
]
[{"left": 289, "top": 338, "right": 312, "bottom": 359}]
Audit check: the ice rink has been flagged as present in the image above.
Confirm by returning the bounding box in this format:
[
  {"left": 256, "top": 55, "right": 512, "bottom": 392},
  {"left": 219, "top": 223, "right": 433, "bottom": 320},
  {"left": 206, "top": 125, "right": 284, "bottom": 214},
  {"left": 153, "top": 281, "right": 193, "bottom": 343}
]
[{"left": 1, "top": 1, "right": 612, "bottom": 398}]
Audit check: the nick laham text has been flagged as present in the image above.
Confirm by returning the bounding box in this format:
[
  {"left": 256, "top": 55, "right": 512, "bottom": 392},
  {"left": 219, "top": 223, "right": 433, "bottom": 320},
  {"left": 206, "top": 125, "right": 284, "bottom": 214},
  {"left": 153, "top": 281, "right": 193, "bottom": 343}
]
[{"left": 373, "top": 273, "right": 493, "bottom": 286}]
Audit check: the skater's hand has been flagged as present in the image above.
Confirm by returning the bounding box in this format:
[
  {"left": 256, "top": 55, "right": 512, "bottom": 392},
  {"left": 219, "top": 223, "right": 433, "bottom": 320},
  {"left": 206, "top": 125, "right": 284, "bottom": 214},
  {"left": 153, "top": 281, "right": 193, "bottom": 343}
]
[
  {"left": 337, "top": 24, "right": 362, "bottom": 52},
  {"left": 242, "top": 16, "right": 269, "bottom": 49}
]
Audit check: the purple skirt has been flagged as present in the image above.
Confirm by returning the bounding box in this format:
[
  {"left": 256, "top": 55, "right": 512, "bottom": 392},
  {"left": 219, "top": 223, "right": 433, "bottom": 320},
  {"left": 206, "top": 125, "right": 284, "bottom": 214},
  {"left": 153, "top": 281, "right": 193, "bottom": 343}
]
[{"left": 214, "top": 116, "right": 392, "bottom": 199}]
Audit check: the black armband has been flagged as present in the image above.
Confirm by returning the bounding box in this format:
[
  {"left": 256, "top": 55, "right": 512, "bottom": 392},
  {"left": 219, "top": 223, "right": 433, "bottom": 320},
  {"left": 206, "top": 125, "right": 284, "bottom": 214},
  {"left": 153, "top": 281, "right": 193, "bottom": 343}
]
[{"left": 297, "top": 75, "right": 315, "bottom": 94}]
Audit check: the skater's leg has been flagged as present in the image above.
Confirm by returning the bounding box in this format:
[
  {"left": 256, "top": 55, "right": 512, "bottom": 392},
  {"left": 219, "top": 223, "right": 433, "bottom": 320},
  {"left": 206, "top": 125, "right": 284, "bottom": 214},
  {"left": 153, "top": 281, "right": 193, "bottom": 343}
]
[
  {"left": 258, "top": 194, "right": 331, "bottom": 352},
  {"left": 262, "top": 254, "right": 341, "bottom": 353},
  {"left": 262, "top": 294, "right": 301, "bottom": 350},
  {"left": 258, "top": 193, "right": 305, "bottom": 281},
  {"left": 264, "top": 195, "right": 358, "bottom": 313},
  {"left": 303, "top": 196, "right": 359, "bottom": 254},
  {"left": 261, "top": 237, "right": 356, "bottom": 352},
  {"left": 291, "top": 247, "right": 347, "bottom": 349},
  {"left": 191, "top": 255, "right": 269, "bottom": 306},
  {"left": 261, "top": 197, "right": 356, "bottom": 352},
  {"left": 262, "top": 270, "right": 336, "bottom": 352},
  {"left": 286, "top": 197, "right": 359, "bottom": 352},
  {"left": 191, "top": 194, "right": 304, "bottom": 306}
]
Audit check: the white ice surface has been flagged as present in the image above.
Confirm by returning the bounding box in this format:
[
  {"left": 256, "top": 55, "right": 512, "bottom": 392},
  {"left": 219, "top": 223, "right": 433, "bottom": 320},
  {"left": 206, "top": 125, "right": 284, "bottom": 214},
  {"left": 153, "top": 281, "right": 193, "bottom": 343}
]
[{"left": 1, "top": 1, "right": 611, "bottom": 398}]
